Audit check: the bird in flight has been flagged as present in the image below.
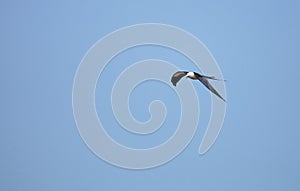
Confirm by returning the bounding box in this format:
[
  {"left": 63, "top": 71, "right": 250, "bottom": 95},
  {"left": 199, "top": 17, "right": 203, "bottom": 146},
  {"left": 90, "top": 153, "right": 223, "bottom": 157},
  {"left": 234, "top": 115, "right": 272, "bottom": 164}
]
[{"left": 171, "top": 71, "right": 226, "bottom": 102}]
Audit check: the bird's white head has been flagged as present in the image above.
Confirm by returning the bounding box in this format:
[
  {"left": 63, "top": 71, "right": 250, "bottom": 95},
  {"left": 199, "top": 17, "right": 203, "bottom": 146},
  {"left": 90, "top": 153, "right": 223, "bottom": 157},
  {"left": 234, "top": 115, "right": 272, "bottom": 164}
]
[{"left": 186, "top": 72, "right": 195, "bottom": 78}]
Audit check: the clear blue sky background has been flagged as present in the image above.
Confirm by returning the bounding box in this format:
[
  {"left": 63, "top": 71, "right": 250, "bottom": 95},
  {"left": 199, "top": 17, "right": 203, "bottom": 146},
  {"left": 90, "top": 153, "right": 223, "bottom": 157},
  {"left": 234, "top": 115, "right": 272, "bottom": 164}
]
[{"left": 1, "top": 0, "right": 300, "bottom": 190}]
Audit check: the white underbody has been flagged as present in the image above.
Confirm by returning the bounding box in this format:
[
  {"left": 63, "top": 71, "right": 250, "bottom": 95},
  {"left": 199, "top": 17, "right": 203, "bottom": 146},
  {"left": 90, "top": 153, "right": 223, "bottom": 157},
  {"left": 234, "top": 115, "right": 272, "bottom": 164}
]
[{"left": 186, "top": 72, "right": 197, "bottom": 80}]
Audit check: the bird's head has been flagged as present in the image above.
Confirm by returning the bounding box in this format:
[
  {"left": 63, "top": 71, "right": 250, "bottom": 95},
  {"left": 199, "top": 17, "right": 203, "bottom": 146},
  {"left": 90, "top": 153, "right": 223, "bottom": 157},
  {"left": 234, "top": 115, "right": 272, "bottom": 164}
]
[{"left": 186, "top": 72, "right": 194, "bottom": 78}]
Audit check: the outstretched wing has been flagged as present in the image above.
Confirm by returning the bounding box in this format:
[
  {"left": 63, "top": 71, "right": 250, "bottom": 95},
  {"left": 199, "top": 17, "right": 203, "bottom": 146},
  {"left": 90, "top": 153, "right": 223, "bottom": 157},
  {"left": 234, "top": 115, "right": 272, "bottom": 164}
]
[
  {"left": 195, "top": 73, "right": 226, "bottom": 102},
  {"left": 201, "top": 75, "right": 226, "bottom": 81},
  {"left": 171, "top": 71, "right": 188, "bottom": 86}
]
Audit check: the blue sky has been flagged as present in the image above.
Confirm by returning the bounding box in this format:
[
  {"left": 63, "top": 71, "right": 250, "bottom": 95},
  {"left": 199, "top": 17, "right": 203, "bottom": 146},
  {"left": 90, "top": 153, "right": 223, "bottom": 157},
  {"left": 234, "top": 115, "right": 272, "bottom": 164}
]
[{"left": 1, "top": 0, "right": 300, "bottom": 190}]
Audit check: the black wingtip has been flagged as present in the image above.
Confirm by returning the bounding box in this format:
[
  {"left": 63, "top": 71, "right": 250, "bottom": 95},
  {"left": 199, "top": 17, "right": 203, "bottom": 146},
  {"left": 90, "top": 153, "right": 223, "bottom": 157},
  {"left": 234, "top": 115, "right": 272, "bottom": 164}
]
[
  {"left": 171, "top": 80, "right": 177, "bottom": 86},
  {"left": 219, "top": 96, "right": 226, "bottom": 102}
]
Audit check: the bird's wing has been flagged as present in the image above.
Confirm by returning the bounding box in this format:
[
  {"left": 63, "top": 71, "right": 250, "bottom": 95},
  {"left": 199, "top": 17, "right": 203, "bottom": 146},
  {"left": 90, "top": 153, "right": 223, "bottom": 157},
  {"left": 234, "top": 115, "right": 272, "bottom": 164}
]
[
  {"left": 201, "top": 75, "right": 226, "bottom": 81},
  {"left": 195, "top": 73, "right": 226, "bottom": 102},
  {"left": 171, "top": 71, "right": 188, "bottom": 86}
]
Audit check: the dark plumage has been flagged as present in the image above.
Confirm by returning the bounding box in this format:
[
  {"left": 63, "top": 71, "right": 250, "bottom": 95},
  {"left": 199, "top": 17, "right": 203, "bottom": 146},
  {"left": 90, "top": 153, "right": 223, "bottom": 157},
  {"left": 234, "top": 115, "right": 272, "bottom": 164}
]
[{"left": 171, "top": 71, "right": 226, "bottom": 102}]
